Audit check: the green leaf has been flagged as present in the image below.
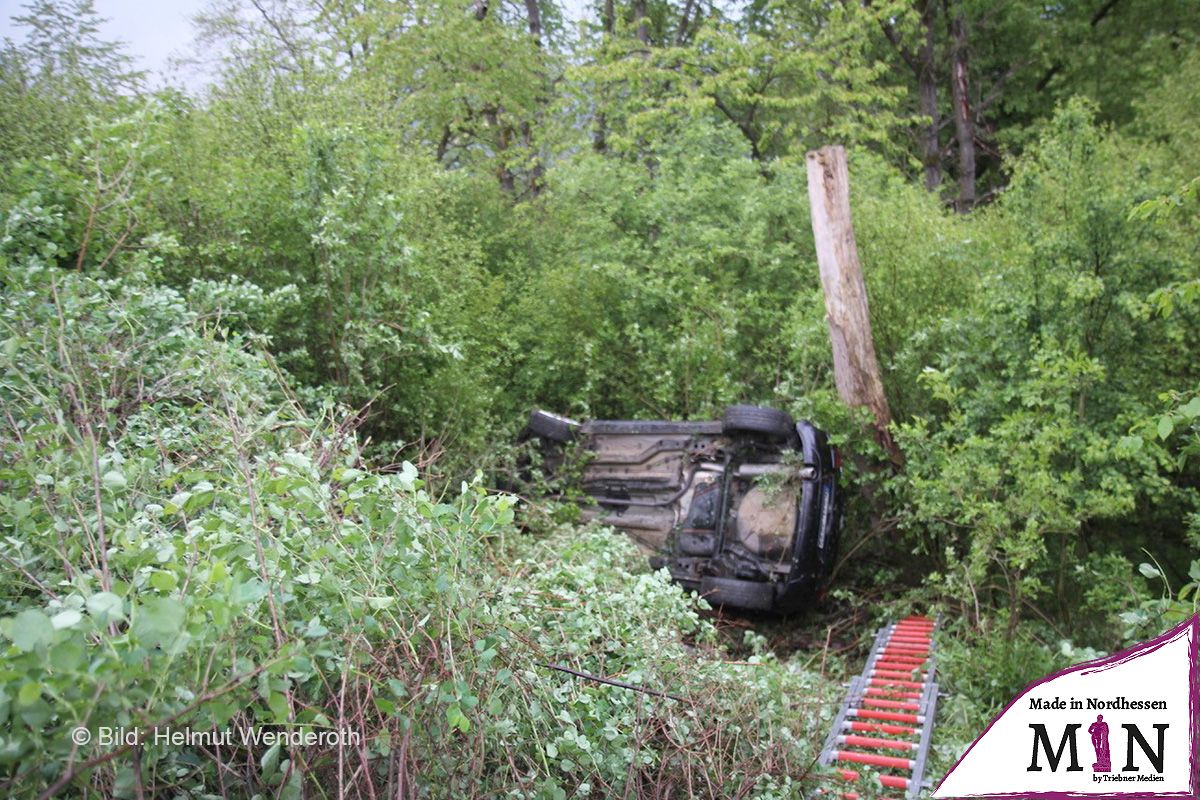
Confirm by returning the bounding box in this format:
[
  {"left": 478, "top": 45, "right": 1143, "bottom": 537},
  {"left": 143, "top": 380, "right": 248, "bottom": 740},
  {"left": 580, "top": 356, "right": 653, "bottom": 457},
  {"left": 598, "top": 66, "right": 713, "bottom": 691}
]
[
  {"left": 1138, "top": 562, "right": 1162, "bottom": 580},
  {"left": 1181, "top": 396, "right": 1200, "bottom": 419},
  {"left": 19, "top": 699, "right": 50, "bottom": 728},
  {"left": 150, "top": 571, "right": 178, "bottom": 592},
  {"left": 16, "top": 683, "right": 41, "bottom": 706},
  {"left": 446, "top": 703, "right": 470, "bottom": 733},
  {"left": 1157, "top": 416, "right": 1175, "bottom": 440},
  {"left": 86, "top": 592, "right": 125, "bottom": 623},
  {"left": 183, "top": 490, "right": 215, "bottom": 514},
  {"left": 232, "top": 579, "right": 268, "bottom": 606},
  {"left": 49, "top": 638, "right": 85, "bottom": 671},
  {"left": 260, "top": 741, "right": 281, "bottom": 778},
  {"left": 50, "top": 609, "right": 82, "bottom": 629},
  {"left": 1116, "top": 435, "right": 1143, "bottom": 454},
  {"left": 133, "top": 596, "right": 185, "bottom": 647},
  {"left": 101, "top": 470, "right": 127, "bottom": 490},
  {"left": 10, "top": 610, "right": 53, "bottom": 652},
  {"left": 267, "top": 690, "right": 290, "bottom": 722}
]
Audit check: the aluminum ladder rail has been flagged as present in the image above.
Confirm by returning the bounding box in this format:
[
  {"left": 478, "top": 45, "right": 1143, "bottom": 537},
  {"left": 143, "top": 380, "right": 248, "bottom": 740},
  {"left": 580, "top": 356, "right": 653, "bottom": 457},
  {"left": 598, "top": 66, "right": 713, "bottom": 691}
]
[{"left": 816, "top": 616, "right": 939, "bottom": 800}]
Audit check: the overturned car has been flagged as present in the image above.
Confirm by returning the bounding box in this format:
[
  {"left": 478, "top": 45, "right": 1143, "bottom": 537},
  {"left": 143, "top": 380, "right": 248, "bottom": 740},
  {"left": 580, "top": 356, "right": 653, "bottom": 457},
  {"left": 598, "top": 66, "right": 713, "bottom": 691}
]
[{"left": 520, "top": 405, "right": 843, "bottom": 612}]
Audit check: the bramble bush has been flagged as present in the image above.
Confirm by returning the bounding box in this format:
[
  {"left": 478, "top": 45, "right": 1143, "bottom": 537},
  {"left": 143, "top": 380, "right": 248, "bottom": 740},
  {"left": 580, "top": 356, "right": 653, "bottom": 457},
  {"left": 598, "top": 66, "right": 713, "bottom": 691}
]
[{"left": 0, "top": 260, "right": 837, "bottom": 798}]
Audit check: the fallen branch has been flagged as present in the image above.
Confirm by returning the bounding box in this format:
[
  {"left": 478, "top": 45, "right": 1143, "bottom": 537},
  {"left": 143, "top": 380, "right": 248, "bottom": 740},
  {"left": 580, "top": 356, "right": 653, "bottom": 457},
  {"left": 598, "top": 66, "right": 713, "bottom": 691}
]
[{"left": 539, "top": 663, "right": 687, "bottom": 703}]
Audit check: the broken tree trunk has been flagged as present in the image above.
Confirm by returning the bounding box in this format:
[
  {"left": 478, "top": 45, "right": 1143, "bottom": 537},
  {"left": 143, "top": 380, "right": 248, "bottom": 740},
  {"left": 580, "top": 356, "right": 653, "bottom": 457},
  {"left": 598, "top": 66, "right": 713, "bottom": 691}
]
[{"left": 805, "top": 145, "right": 903, "bottom": 465}]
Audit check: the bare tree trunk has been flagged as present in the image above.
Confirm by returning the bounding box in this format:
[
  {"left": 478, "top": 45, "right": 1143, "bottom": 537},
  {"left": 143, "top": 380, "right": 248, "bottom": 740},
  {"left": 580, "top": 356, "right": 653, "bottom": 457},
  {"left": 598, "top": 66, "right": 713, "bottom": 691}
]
[
  {"left": 917, "top": 0, "right": 942, "bottom": 191},
  {"left": 524, "top": 0, "right": 542, "bottom": 39},
  {"left": 523, "top": 0, "right": 544, "bottom": 195},
  {"left": 485, "top": 108, "right": 516, "bottom": 193},
  {"left": 805, "top": 146, "right": 902, "bottom": 464},
  {"left": 633, "top": 0, "right": 649, "bottom": 44},
  {"left": 594, "top": 0, "right": 616, "bottom": 153},
  {"left": 676, "top": 0, "right": 695, "bottom": 44},
  {"left": 947, "top": 1, "right": 975, "bottom": 212}
]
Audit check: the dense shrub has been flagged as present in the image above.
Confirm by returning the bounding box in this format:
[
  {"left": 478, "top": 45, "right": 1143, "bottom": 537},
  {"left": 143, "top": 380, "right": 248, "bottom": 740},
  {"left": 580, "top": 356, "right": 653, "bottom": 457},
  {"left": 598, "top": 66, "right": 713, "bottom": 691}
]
[{"left": 0, "top": 262, "right": 836, "bottom": 798}]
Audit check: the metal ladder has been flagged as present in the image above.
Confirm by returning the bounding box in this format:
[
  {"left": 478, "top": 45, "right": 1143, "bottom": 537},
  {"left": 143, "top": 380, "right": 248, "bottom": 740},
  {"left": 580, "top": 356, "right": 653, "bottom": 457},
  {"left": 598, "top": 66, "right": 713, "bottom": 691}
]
[{"left": 816, "top": 616, "right": 939, "bottom": 799}]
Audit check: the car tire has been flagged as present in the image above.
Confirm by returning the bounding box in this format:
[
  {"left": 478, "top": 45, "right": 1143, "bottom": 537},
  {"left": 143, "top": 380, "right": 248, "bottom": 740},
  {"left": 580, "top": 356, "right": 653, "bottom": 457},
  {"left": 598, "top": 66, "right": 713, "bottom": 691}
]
[
  {"left": 722, "top": 405, "right": 795, "bottom": 441},
  {"left": 524, "top": 409, "right": 578, "bottom": 443},
  {"left": 699, "top": 576, "right": 777, "bottom": 611}
]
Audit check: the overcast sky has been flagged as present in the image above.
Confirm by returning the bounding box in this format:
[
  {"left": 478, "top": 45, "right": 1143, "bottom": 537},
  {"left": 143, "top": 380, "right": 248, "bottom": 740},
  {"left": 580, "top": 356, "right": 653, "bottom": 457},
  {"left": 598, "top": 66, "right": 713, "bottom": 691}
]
[{"left": 0, "top": 0, "right": 212, "bottom": 88}]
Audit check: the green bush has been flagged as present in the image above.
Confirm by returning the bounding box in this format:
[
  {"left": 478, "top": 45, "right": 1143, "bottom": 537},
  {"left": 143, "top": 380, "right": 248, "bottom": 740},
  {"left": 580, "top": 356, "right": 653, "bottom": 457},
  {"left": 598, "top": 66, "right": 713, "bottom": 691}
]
[{"left": 0, "top": 261, "right": 835, "bottom": 798}]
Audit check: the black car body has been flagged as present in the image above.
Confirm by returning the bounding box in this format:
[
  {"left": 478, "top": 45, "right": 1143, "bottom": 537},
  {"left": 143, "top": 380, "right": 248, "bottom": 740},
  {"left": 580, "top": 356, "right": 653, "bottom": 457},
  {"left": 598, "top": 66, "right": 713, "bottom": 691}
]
[{"left": 520, "top": 405, "right": 843, "bottom": 612}]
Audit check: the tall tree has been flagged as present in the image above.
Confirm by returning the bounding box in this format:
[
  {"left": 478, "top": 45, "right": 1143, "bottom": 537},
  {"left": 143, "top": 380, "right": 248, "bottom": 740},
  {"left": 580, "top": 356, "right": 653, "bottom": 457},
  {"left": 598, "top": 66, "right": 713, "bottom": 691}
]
[
  {"left": 873, "top": 0, "right": 1200, "bottom": 210},
  {"left": 0, "top": 0, "right": 143, "bottom": 168}
]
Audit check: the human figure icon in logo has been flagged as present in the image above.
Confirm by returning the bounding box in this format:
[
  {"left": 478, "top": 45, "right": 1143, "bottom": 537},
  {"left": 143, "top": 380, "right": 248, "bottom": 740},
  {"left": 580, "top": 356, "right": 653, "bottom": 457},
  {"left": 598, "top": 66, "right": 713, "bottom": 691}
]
[{"left": 1088, "top": 714, "right": 1111, "bottom": 772}]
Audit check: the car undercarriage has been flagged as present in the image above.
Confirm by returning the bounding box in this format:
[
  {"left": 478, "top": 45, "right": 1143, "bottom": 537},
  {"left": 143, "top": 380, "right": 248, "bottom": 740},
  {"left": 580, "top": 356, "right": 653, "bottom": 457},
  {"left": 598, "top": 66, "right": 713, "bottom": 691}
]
[{"left": 521, "top": 405, "right": 843, "bottom": 612}]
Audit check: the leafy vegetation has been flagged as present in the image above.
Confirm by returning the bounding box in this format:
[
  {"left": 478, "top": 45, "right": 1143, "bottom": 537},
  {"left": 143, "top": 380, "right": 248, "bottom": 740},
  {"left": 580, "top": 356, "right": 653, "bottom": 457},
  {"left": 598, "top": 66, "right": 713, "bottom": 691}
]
[
  {"left": 0, "top": 263, "right": 841, "bottom": 796},
  {"left": 0, "top": 0, "right": 1197, "bottom": 795}
]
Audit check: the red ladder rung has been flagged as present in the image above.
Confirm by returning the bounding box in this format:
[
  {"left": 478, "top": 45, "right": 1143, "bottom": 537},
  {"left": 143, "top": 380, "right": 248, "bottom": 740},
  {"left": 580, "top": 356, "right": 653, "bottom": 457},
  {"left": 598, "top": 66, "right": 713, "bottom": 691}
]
[
  {"left": 845, "top": 721, "right": 921, "bottom": 737},
  {"left": 833, "top": 750, "right": 915, "bottom": 770},
  {"left": 839, "top": 734, "right": 919, "bottom": 752},
  {"left": 875, "top": 658, "right": 927, "bottom": 669},
  {"left": 880, "top": 650, "right": 929, "bottom": 660},
  {"left": 850, "top": 709, "right": 924, "bottom": 724},
  {"left": 836, "top": 770, "right": 913, "bottom": 791},
  {"left": 864, "top": 687, "right": 922, "bottom": 699},
  {"left": 863, "top": 698, "right": 921, "bottom": 711},
  {"left": 872, "top": 671, "right": 927, "bottom": 681},
  {"left": 868, "top": 678, "right": 926, "bottom": 689}
]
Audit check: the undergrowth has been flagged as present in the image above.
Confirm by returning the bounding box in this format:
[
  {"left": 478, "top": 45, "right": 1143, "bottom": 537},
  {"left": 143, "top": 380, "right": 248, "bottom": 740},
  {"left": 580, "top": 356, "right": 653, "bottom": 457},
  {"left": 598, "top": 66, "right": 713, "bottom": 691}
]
[{"left": 0, "top": 262, "right": 842, "bottom": 798}]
